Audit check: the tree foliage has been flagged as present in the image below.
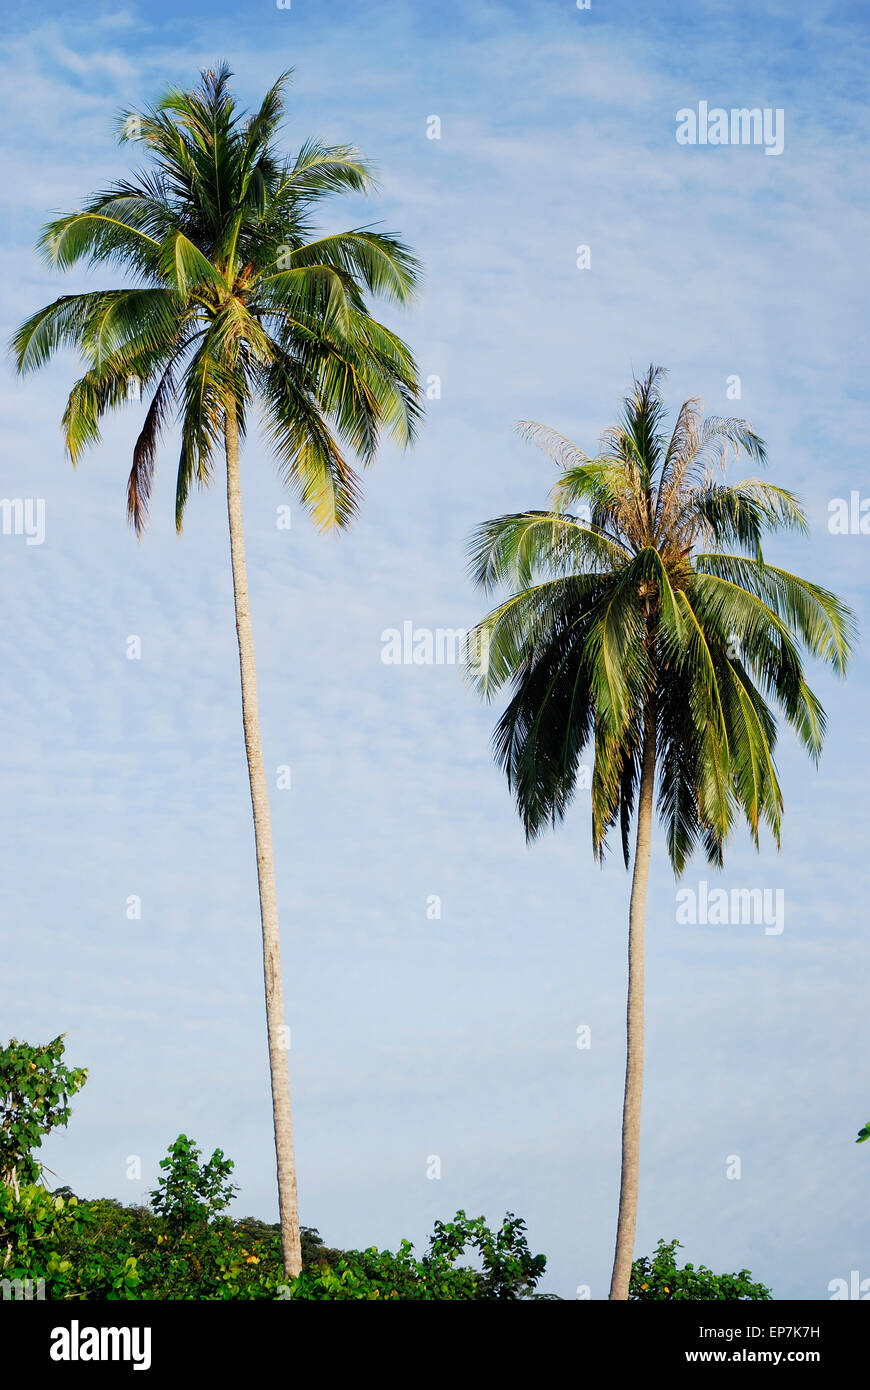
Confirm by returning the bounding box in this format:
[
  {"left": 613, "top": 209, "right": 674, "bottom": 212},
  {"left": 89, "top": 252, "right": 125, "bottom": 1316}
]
[
  {"left": 0, "top": 1036, "right": 87, "bottom": 1189},
  {"left": 39, "top": 1195, "right": 547, "bottom": 1301},
  {"left": 149, "top": 1134, "right": 238, "bottom": 1237},
  {"left": 11, "top": 62, "right": 422, "bottom": 535},
  {"left": 466, "top": 366, "right": 855, "bottom": 870},
  {"left": 630, "top": 1238, "right": 772, "bottom": 1300}
]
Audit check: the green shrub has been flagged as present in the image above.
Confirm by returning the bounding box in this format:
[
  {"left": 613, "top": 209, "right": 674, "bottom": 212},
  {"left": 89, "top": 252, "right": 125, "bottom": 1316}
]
[
  {"left": 0, "top": 1036, "right": 87, "bottom": 1187},
  {"left": 630, "top": 1238, "right": 772, "bottom": 1300},
  {"left": 50, "top": 1200, "right": 547, "bottom": 1301}
]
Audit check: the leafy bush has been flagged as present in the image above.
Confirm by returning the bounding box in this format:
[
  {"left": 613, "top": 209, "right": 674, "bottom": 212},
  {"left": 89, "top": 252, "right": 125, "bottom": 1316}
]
[
  {"left": 30, "top": 1134, "right": 547, "bottom": 1300},
  {"left": 150, "top": 1134, "right": 238, "bottom": 1236},
  {"left": 0, "top": 1036, "right": 87, "bottom": 1188},
  {"left": 428, "top": 1210, "right": 546, "bottom": 1299},
  {"left": 630, "top": 1238, "right": 772, "bottom": 1300},
  {"left": 48, "top": 1194, "right": 547, "bottom": 1300},
  {"left": 280, "top": 1211, "right": 547, "bottom": 1301},
  {"left": 53, "top": 1196, "right": 279, "bottom": 1300}
]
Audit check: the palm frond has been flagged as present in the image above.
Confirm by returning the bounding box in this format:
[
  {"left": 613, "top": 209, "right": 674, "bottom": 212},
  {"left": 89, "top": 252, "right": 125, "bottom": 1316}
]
[
  {"left": 12, "top": 63, "right": 421, "bottom": 535},
  {"left": 467, "top": 511, "right": 630, "bottom": 592},
  {"left": 466, "top": 366, "right": 855, "bottom": 872}
]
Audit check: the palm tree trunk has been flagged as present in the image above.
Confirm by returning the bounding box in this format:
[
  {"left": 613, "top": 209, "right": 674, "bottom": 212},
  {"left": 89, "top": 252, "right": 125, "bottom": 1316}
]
[
  {"left": 608, "top": 705, "right": 656, "bottom": 1300},
  {"left": 224, "top": 399, "right": 302, "bottom": 1279}
]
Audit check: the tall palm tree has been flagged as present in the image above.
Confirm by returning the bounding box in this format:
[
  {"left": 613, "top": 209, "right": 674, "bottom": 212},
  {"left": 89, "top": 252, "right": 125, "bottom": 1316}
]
[
  {"left": 465, "top": 366, "right": 854, "bottom": 1300},
  {"left": 11, "top": 64, "right": 422, "bottom": 1277}
]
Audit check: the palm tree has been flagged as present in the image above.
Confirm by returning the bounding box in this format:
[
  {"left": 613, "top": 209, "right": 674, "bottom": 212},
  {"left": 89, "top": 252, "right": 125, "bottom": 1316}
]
[
  {"left": 11, "top": 64, "right": 422, "bottom": 1277},
  {"left": 465, "top": 366, "right": 854, "bottom": 1300}
]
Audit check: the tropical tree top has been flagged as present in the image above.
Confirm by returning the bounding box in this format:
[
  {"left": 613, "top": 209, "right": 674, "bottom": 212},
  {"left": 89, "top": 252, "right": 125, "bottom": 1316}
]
[
  {"left": 467, "top": 366, "right": 855, "bottom": 871},
  {"left": 0, "top": 1036, "right": 87, "bottom": 1189},
  {"left": 11, "top": 62, "right": 422, "bottom": 533}
]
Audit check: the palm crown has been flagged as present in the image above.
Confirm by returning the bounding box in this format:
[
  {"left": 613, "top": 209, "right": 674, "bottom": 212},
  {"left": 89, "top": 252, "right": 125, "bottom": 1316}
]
[
  {"left": 11, "top": 63, "right": 422, "bottom": 533},
  {"left": 468, "top": 366, "right": 854, "bottom": 871}
]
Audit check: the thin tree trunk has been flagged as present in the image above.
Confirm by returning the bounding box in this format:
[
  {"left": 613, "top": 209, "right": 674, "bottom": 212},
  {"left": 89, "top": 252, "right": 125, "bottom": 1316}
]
[
  {"left": 608, "top": 705, "right": 656, "bottom": 1300},
  {"left": 224, "top": 400, "right": 302, "bottom": 1279}
]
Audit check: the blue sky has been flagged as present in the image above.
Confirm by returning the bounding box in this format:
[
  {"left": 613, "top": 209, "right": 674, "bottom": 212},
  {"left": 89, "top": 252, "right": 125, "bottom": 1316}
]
[{"left": 1, "top": 0, "right": 869, "bottom": 1299}]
